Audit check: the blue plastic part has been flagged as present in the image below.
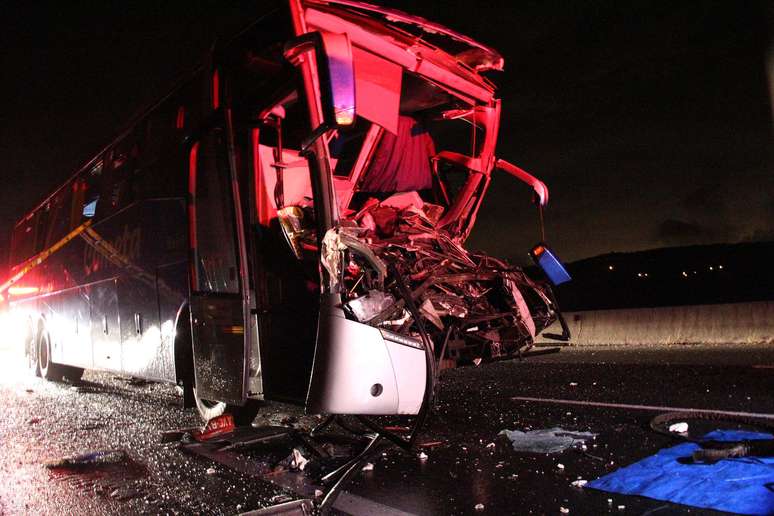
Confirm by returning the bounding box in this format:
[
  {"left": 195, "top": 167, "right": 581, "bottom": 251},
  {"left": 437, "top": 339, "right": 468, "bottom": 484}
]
[{"left": 537, "top": 247, "right": 571, "bottom": 285}]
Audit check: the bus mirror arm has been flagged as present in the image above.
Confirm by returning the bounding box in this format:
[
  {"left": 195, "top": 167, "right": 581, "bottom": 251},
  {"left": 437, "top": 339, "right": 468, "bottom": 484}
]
[
  {"left": 495, "top": 158, "right": 549, "bottom": 207},
  {"left": 284, "top": 31, "right": 356, "bottom": 152}
]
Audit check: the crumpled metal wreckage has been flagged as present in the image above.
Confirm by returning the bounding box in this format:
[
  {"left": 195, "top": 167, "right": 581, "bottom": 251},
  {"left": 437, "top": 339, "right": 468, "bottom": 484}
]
[{"left": 322, "top": 192, "right": 557, "bottom": 369}]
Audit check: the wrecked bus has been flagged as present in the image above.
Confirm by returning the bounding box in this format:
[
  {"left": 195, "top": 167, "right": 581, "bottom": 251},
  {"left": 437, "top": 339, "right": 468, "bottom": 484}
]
[{"left": 4, "top": 0, "right": 566, "bottom": 426}]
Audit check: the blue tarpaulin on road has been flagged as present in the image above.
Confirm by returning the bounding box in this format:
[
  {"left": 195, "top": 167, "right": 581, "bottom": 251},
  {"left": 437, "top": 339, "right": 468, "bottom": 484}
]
[{"left": 588, "top": 430, "right": 774, "bottom": 515}]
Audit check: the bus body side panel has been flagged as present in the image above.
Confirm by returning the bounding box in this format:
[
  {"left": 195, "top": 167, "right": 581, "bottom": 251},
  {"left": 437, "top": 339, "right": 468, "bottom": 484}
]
[
  {"left": 86, "top": 278, "right": 121, "bottom": 371},
  {"left": 112, "top": 199, "right": 187, "bottom": 382},
  {"left": 47, "top": 287, "right": 93, "bottom": 369}
]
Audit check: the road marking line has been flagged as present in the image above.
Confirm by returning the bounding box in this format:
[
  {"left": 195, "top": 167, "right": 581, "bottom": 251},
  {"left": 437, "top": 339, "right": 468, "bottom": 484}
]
[{"left": 511, "top": 396, "right": 774, "bottom": 420}]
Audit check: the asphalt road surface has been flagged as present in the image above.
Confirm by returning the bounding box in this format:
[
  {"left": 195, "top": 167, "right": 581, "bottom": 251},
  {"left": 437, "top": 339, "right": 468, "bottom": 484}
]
[{"left": 1, "top": 343, "right": 772, "bottom": 515}]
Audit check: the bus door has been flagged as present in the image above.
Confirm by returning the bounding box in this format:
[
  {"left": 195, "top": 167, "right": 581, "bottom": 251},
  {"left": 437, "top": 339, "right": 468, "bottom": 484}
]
[{"left": 188, "top": 117, "right": 253, "bottom": 406}]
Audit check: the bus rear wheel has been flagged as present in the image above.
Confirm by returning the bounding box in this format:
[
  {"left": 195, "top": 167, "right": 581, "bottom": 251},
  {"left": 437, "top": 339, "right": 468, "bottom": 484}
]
[
  {"left": 37, "top": 331, "right": 84, "bottom": 383},
  {"left": 193, "top": 387, "right": 261, "bottom": 426}
]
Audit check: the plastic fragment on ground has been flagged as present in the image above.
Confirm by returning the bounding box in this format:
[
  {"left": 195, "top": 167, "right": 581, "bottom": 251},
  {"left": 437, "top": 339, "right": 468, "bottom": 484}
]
[
  {"left": 570, "top": 479, "right": 588, "bottom": 488},
  {"left": 289, "top": 448, "right": 309, "bottom": 471},
  {"left": 499, "top": 427, "right": 597, "bottom": 454},
  {"left": 668, "top": 422, "right": 688, "bottom": 434},
  {"left": 45, "top": 449, "right": 129, "bottom": 469},
  {"left": 418, "top": 451, "right": 428, "bottom": 461},
  {"left": 192, "top": 414, "right": 235, "bottom": 442},
  {"left": 159, "top": 427, "right": 199, "bottom": 443},
  {"left": 474, "top": 503, "right": 485, "bottom": 511},
  {"left": 361, "top": 462, "right": 374, "bottom": 471}
]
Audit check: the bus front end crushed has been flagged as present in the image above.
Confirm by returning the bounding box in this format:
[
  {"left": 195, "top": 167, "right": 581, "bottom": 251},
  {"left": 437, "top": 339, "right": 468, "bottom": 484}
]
[
  {"left": 306, "top": 195, "right": 559, "bottom": 415},
  {"left": 297, "top": 1, "right": 564, "bottom": 416}
]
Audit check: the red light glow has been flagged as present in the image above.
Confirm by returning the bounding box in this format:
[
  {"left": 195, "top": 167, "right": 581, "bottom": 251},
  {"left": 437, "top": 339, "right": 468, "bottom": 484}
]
[
  {"left": 176, "top": 106, "right": 185, "bottom": 129},
  {"left": 211, "top": 70, "right": 220, "bottom": 110},
  {"left": 188, "top": 142, "right": 200, "bottom": 289}
]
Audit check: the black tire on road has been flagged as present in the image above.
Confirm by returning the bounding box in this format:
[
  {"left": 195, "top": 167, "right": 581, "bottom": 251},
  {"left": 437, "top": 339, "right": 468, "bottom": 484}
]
[{"left": 37, "top": 331, "right": 84, "bottom": 383}]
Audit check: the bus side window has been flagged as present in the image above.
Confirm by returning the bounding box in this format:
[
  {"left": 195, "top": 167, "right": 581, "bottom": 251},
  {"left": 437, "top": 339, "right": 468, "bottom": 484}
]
[
  {"left": 101, "top": 139, "right": 138, "bottom": 215},
  {"left": 81, "top": 160, "right": 103, "bottom": 220}
]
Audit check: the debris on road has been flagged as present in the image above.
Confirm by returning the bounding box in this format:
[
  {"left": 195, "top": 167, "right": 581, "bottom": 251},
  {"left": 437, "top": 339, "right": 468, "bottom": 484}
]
[
  {"left": 159, "top": 427, "right": 200, "bottom": 443},
  {"left": 269, "top": 494, "right": 294, "bottom": 504},
  {"left": 288, "top": 448, "right": 309, "bottom": 471},
  {"left": 45, "top": 449, "right": 129, "bottom": 469},
  {"left": 280, "top": 415, "right": 298, "bottom": 426},
  {"left": 361, "top": 462, "right": 374, "bottom": 471},
  {"left": 668, "top": 422, "right": 688, "bottom": 434},
  {"left": 474, "top": 503, "right": 485, "bottom": 511},
  {"left": 570, "top": 479, "right": 588, "bottom": 488},
  {"left": 109, "top": 487, "right": 141, "bottom": 501},
  {"left": 418, "top": 440, "right": 445, "bottom": 448},
  {"left": 499, "top": 427, "right": 597, "bottom": 454},
  {"left": 192, "top": 414, "right": 235, "bottom": 442},
  {"left": 418, "top": 451, "right": 429, "bottom": 461}
]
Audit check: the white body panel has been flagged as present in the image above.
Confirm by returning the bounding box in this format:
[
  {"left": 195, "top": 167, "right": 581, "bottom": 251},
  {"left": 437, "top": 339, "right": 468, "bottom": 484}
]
[{"left": 306, "top": 295, "right": 426, "bottom": 415}]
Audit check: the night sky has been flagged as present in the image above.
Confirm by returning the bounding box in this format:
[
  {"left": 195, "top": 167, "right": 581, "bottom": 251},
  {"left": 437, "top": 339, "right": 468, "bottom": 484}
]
[{"left": 1, "top": 1, "right": 772, "bottom": 275}]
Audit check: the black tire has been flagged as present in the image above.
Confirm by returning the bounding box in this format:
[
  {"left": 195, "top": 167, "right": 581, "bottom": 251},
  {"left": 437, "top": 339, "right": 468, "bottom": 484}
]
[
  {"left": 193, "top": 387, "right": 261, "bottom": 426},
  {"left": 37, "top": 331, "right": 84, "bottom": 383}
]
